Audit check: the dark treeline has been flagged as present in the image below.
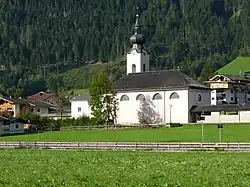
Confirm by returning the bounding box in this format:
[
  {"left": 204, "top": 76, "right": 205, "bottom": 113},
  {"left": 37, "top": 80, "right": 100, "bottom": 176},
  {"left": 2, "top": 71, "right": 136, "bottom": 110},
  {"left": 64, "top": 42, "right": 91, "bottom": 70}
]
[{"left": 1, "top": 0, "right": 250, "bottom": 95}]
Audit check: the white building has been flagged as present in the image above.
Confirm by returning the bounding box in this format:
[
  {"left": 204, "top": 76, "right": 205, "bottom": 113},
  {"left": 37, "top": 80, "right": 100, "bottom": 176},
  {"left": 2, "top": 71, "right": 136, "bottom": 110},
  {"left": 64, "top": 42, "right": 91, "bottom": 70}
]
[
  {"left": 71, "top": 94, "right": 91, "bottom": 118},
  {"left": 70, "top": 8, "right": 212, "bottom": 124},
  {"left": 206, "top": 74, "right": 250, "bottom": 105},
  {"left": 115, "top": 71, "right": 211, "bottom": 124}
]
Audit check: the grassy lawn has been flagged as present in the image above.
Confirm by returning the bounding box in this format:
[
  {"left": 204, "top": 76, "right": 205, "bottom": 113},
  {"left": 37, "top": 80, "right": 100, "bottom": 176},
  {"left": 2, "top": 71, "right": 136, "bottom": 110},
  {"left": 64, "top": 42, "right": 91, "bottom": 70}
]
[
  {"left": 0, "top": 124, "right": 250, "bottom": 142},
  {"left": 217, "top": 56, "right": 250, "bottom": 75},
  {"left": 0, "top": 149, "right": 249, "bottom": 186}
]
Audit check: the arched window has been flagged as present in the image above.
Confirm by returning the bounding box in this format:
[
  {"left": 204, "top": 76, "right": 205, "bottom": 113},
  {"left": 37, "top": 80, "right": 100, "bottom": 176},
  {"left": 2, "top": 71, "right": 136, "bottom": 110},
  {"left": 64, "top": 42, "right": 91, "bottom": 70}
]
[
  {"left": 132, "top": 64, "right": 136, "bottom": 73},
  {"left": 169, "top": 92, "right": 180, "bottom": 99},
  {"left": 136, "top": 94, "right": 145, "bottom": 101},
  {"left": 152, "top": 93, "right": 162, "bottom": 100},
  {"left": 120, "top": 95, "right": 129, "bottom": 101}
]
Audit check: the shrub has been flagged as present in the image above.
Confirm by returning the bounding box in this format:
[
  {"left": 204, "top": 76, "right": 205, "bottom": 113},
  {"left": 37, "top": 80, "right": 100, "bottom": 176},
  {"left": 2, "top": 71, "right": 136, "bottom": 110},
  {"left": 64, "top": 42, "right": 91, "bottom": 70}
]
[
  {"left": 57, "top": 116, "right": 94, "bottom": 127},
  {"left": 170, "top": 123, "right": 183, "bottom": 128}
]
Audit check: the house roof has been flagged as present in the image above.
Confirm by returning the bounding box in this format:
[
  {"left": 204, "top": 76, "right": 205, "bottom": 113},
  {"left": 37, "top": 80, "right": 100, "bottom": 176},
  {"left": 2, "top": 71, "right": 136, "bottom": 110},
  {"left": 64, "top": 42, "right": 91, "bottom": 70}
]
[
  {"left": 28, "top": 99, "right": 55, "bottom": 108},
  {"left": 7, "top": 117, "right": 28, "bottom": 124},
  {"left": 191, "top": 104, "right": 250, "bottom": 113},
  {"left": 115, "top": 70, "right": 210, "bottom": 92},
  {"left": 0, "top": 97, "right": 55, "bottom": 108},
  {"left": 208, "top": 74, "right": 250, "bottom": 83},
  {"left": 0, "top": 97, "right": 29, "bottom": 104},
  {"left": 27, "top": 91, "right": 55, "bottom": 101},
  {"left": 71, "top": 94, "right": 90, "bottom": 101}
]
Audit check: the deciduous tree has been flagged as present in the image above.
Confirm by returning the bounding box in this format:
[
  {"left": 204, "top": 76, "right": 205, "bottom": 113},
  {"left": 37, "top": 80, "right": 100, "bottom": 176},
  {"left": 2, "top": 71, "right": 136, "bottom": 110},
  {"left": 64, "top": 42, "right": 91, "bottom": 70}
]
[{"left": 89, "top": 71, "right": 118, "bottom": 127}]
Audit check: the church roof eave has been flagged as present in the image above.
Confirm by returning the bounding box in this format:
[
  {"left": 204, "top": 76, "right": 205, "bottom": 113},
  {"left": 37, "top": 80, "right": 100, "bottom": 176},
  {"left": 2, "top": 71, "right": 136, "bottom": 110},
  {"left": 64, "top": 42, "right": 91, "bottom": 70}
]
[{"left": 115, "top": 70, "right": 210, "bottom": 92}]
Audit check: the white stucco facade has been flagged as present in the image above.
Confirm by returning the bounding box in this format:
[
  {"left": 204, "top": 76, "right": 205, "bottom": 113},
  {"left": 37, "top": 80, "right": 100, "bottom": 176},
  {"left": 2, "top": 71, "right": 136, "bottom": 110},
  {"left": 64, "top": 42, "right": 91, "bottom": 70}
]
[
  {"left": 199, "top": 111, "right": 250, "bottom": 124},
  {"left": 71, "top": 88, "right": 211, "bottom": 124},
  {"left": 32, "top": 107, "right": 49, "bottom": 115},
  {"left": 127, "top": 47, "right": 149, "bottom": 75},
  {"left": 71, "top": 100, "right": 91, "bottom": 118},
  {"left": 117, "top": 89, "right": 211, "bottom": 124}
]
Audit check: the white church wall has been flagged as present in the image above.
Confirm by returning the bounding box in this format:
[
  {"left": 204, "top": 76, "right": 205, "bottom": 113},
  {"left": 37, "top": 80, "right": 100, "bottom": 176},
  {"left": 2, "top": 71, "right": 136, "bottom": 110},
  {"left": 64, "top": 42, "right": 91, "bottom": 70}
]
[
  {"left": 116, "top": 89, "right": 189, "bottom": 125},
  {"left": 71, "top": 100, "right": 91, "bottom": 118},
  {"left": 127, "top": 49, "right": 149, "bottom": 74}
]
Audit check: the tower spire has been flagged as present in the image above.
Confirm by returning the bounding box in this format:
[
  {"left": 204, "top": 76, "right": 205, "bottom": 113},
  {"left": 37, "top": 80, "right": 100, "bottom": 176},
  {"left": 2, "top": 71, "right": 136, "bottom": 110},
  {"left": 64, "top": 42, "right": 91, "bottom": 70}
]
[
  {"left": 127, "top": 5, "right": 149, "bottom": 75},
  {"left": 135, "top": 6, "right": 141, "bottom": 34}
]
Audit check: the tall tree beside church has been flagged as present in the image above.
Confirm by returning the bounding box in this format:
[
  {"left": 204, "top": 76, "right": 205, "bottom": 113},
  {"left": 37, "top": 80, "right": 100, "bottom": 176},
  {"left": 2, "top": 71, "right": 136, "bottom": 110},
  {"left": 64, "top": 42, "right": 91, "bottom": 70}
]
[
  {"left": 89, "top": 71, "right": 118, "bottom": 127},
  {"left": 55, "top": 88, "right": 70, "bottom": 120}
]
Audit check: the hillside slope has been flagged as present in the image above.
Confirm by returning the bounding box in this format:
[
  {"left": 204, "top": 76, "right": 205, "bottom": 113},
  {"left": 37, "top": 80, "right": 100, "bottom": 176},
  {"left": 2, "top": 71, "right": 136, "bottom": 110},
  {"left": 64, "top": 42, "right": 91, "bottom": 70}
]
[
  {"left": 1, "top": 0, "right": 250, "bottom": 94},
  {"left": 217, "top": 57, "right": 250, "bottom": 76}
]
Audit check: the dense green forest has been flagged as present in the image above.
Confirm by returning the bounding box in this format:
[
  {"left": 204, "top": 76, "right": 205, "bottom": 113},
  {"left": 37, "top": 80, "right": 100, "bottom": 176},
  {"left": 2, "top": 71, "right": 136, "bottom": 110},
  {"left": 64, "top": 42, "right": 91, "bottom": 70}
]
[{"left": 1, "top": 0, "right": 250, "bottom": 96}]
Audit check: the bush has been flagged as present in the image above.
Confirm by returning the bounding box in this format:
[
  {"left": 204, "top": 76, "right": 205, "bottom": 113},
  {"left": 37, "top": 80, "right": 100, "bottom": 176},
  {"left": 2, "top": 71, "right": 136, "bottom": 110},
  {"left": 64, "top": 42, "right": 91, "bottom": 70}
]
[
  {"left": 170, "top": 123, "right": 183, "bottom": 128},
  {"left": 57, "top": 116, "right": 94, "bottom": 127}
]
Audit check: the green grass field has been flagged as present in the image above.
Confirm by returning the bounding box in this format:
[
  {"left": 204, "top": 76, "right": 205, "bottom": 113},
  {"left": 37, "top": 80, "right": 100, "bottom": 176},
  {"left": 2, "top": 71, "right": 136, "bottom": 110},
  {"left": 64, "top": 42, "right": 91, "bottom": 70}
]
[
  {"left": 1, "top": 124, "right": 250, "bottom": 142},
  {"left": 217, "top": 56, "right": 250, "bottom": 75},
  {"left": 0, "top": 149, "right": 249, "bottom": 186}
]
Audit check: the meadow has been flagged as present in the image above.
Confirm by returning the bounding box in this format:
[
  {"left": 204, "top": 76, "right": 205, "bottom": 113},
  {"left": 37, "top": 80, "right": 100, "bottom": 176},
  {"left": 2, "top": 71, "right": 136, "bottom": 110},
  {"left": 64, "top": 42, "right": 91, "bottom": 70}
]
[
  {"left": 217, "top": 57, "right": 250, "bottom": 76},
  {"left": 0, "top": 149, "right": 249, "bottom": 187},
  {"left": 0, "top": 124, "right": 250, "bottom": 142}
]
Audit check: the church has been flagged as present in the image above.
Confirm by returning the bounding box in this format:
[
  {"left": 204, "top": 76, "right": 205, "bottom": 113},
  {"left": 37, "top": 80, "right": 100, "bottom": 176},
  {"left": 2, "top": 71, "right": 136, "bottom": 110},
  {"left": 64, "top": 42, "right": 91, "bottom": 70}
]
[{"left": 71, "top": 8, "right": 211, "bottom": 124}]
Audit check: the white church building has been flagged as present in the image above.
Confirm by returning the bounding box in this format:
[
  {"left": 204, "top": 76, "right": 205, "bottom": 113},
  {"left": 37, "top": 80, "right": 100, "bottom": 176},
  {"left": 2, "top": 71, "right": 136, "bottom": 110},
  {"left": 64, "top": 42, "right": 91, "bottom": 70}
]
[{"left": 71, "top": 8, "right": 212, "bottom": 124}]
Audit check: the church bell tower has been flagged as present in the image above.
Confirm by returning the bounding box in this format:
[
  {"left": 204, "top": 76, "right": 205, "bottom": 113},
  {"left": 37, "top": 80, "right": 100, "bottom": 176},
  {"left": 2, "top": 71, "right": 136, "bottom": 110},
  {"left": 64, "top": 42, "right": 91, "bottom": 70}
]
[{"left": 127, "top": 6, "right": 149, "bottom": 75}]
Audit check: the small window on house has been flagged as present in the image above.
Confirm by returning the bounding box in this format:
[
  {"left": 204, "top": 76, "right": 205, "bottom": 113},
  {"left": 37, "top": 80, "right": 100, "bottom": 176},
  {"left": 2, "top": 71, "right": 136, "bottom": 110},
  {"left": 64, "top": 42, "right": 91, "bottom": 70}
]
[
  {"left": 169, "top": 92, "right": 180, "bottom": 99},
  {"left": 37, "top": 108, "right": 40, "bottom": 112},
  {"left": 231, "top": 90, "right": 233, "bottom": 94},
  {"left": 16, "top": 124, "right": 19, "bottom": 129},
  {"left": 231, "top": 97, "right": 234, "bottom": 101},
  {"left": 143, "top": 64, "right": 146, "bottom": 72},
  {"left": 31, "top": 108, "right": 34, "bottom": 112},
  {"left": 152, "top": 93, "right": 162, "bottom": 100},
  {"left": 136, "top": 94, "right": 145, "bottom": 101},
  {"left": 120, "top": 95, "right": 129, "bottom": 101},
  {"left": 78, "top": 107, "right": 81, "bottom": 112}
]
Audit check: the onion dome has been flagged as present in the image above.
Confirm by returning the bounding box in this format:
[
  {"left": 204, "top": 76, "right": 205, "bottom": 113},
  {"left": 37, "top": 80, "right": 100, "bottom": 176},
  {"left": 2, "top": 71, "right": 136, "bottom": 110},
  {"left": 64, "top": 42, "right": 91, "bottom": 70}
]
[
  {"left": 129, "top": 34, "right": 146, "bottom": 45},
  {"left": 129, "top": 6, "right": 146, "bottom": 45}
]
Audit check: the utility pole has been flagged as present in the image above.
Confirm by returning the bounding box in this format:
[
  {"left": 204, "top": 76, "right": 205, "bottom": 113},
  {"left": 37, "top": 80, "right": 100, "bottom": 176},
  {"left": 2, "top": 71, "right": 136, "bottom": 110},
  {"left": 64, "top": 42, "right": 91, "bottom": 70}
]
[
  {"left": 169, "top": 104, "right": 172, "bottom": 125},
  {"left": 201, "top": 111, "right": 204, "bottom": 143},
  {"left": 218, "top": 123, "right": 223, "bottom": 143}
]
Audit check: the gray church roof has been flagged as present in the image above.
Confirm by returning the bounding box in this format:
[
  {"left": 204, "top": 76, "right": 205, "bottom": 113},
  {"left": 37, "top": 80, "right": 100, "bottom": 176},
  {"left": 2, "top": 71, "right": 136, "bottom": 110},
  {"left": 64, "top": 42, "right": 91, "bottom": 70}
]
[
  {"left": 71, "top": 94, "right": 90, "bottom": 101},
  {"left": 115, "top": 70, "right": 210, "bottom": 92}
]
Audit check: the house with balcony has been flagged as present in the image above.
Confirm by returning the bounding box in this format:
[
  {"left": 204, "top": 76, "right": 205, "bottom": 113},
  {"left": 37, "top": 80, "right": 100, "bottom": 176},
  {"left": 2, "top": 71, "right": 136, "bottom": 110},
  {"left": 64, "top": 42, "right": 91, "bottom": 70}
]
[
  {"left": 0, "top": 97, "right": 55, "bottom": 117},
  {"left": 206, "top": 74, "right": 250, "bottom": 105}
]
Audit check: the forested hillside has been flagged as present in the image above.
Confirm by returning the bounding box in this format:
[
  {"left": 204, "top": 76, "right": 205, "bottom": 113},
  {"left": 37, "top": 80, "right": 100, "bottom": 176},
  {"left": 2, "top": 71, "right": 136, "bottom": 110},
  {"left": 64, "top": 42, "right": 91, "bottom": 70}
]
[{"left": 1, "top": 0, "right": 250, "bottom": 95}]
